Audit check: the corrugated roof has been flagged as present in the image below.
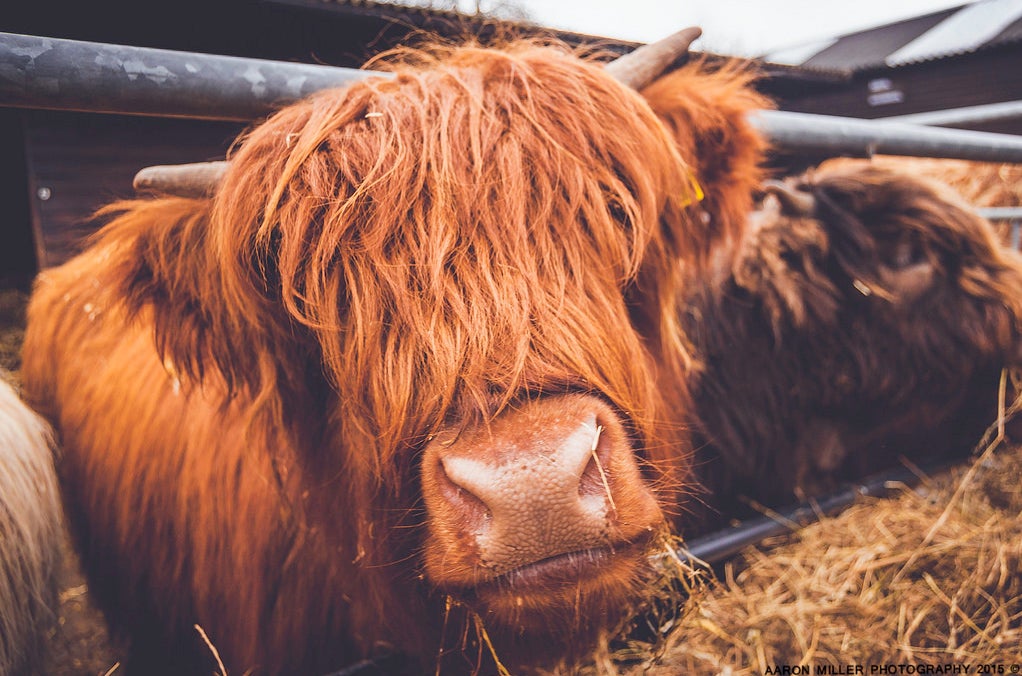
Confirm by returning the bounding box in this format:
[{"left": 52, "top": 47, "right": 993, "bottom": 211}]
[
  {"left": 763, "top": 0, "right": 1022, "bottom": 73},
  {"left": 887, "top": 0, "right": 1022, "bottom": 64}
]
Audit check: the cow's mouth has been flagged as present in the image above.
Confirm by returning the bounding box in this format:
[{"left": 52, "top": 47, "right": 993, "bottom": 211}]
[
  {"left": 493, "top": 547, "right": 614, "bottom": 588},
  {"left": 464, "top": 541, "right": 648, "bottom": 601},
  {"left": 446, "top": 541, "right": 650, "bottom": 632}
]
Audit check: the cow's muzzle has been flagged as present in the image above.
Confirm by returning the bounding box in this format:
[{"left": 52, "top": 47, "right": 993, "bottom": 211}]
[{"left": 420, "top": 393, "right": 664, "bottom": 608}]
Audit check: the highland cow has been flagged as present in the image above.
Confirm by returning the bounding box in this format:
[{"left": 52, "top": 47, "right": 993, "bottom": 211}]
[
  {"left": 0, "top": 374, "right": 63, "bottom": 676},
  {"left": 819, "top": 156, "right": 1022, "bottom": 246},
  {"left": 20, "top": 32, "right": 769, "bottom": 674},
  {"left": 683, "top": 165, "right": 1022, "bottom": 523},
  {"left": 822, "top": 156, "right": 1022, "bottom": 210}
]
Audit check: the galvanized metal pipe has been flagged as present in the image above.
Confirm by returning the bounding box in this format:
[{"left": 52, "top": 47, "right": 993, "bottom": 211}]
[
  {"left": 979, "top": 207, "right": 1022, "bottom": 221},
  {"left": 751, "top": 109, "right": 1022, "bottom": 163},
  {"left": 884, "top": 100, "right": 1022, "bottom": 128},
  {"left": 5, "top": 31, "right": 1022, "bottom": 162},
  {"left": 976, "top": 209, "right": 1022, "bottom": 250},
  {"left": 0, "top": 32, "right": 381, "bottom": 121}
]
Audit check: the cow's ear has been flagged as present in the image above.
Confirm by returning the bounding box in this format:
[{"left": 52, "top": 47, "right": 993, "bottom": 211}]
[
  {"left": 641, "top": 59, "right": 771, "bottom": 249},
  {"left": 100, "top": 197, "right": 299, "bottom": 399},
  {"left": 733, "top": 198, "right": 842, "bottom": 333}
]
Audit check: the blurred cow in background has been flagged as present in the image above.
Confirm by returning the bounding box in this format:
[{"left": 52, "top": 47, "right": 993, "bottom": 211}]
[
  {"left": 821, "top": 156, "right": 1022, "bottom": 246},
  {"left": 683, "top": 164, "right": 1022, "bottom": 523}
]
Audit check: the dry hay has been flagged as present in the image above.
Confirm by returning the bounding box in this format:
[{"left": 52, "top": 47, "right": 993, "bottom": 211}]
[
  {"left": 564, "top": 408, "right": 1022, "bottom": 674},
  {"left": 654, "top": 457, "right": 1021, "bottom": 671}
]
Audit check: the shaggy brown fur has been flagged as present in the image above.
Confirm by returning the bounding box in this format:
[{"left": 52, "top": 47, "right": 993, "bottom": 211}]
[
  {"left": 0, "top": 373, "right": 63, "bottom": 676},
  {"left": 21, "top": 41, "right": 767, "bottom": 674},
  {"left": 823, "top": 156, "right": 1022, "bottom": 209},
  {"left": 682, "top": 165, "right": 1022, "bottom": 523},
  {"left": 821, "top": 156, "right": 1022, "bottom": 245}
]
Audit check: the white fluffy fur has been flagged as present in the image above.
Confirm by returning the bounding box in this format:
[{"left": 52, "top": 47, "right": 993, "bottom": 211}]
[{"left": 0, "top": 373, "right": 62, "bottom": 675}]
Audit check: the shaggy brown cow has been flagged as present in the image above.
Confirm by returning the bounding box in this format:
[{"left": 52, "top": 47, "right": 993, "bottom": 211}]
[
  {"left": 682, "top": 165, "right": 1022, "bottom": 523},
  {"left": 822, "top": 156, "right": 1022, "bottom": 209},
  {"left": 0, "top": 374, "right": 62, "bottom": 676},
  {"left": 20, "top": 35, "right": 768, "bottom": 674},
  {"left": 819, "top": 156, "right": 1022, "bottom": 245}
]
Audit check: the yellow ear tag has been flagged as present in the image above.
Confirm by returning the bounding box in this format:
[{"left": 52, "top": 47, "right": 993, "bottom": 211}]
[{"left": 679, "top": 171, "right": 705, "bottom": 207}]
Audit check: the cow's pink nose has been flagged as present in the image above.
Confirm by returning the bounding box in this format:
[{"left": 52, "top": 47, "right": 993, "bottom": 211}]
[{"left": 421, "top": 394, "right": 663, "bottom": 583}]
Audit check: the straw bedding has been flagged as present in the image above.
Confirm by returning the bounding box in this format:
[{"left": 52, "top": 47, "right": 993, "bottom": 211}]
[{"left": 568, "top": 413, "right": 1022, "bottom": 674}]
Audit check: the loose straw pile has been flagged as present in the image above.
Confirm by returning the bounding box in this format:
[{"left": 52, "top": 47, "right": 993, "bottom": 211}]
[{"left": 565, "top": 386, "right": 1022, "bottom": 674}]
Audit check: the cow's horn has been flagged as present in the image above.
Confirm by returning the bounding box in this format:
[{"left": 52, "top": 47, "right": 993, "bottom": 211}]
[
  {"left": 134, "top": 31, "right": 703, "bottom": 198},
  {"left": 133, "top": 161, "right": 229, "bottom": 197},
  {"left": 605, "top": 26, "right": 703, "bottom": 91},
  {"left": 763, "top": 180, "right": 816, "bottom": 217}
]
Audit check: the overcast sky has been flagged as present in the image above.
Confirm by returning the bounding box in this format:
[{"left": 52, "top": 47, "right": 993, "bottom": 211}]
[{"left": 474, "top": 0, "right": 978, "bottom": 56}]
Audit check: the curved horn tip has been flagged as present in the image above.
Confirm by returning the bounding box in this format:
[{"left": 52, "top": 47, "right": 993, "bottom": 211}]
[
  {"left": 133, "top": 161, "right": 229, "bottom": 198},
  {"left": 762, "top": 180, "right": 816, "bottom": 217},
  {"left": 605, "top": 26, "right": 703, "bottom": 91}
]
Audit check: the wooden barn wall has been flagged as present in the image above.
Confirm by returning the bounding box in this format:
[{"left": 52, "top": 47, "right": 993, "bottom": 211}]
[
  {"left": 2, "top": 0, "right": 408, "bottom": 70},
  {"left": 1, "top": 0, "right": 551, "bottom": 73},
  {"left": 774, "top": 47, "right": 1022, "bottom": 135},
  {"left": 23, "top": 111, "right": 243, "bottom": 268},
  {"left": 0, "top": 110, "right": 34, "bottom": 287},
  {"left": 2, "top": 0, "right": 590, "bottom": 273}
]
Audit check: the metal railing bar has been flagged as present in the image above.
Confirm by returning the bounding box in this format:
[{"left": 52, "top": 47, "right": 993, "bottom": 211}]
[
  {"left": 0, "top": 32, "right": 382, "bottom": 121},
  {"left": 978, "top": 207, "right": 1022, "bottom": 220},
  {"left": 883, "top": 100, "right": 1022, "bottom": 128},
  {"left": 751, "top": 109, "right": 1022, "bottom": 164},
  {"left": 5, "top": 32, "right": 1022, "bottom": 163}
]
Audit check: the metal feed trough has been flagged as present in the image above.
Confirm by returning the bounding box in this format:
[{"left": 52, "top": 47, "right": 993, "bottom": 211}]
[{"left": 2, "top": 31, "right": 1021, "bottom": 570}]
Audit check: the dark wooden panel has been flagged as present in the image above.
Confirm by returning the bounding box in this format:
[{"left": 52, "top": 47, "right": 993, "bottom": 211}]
[
  {"left": 0, "top": 110, "right": 34, "bottom": 288},
  {"left": 24, "top": 111, "right": 244, "bottom": 267},
  {"left": 776, "top": 47, "right": 1022, "bottom": 124}
]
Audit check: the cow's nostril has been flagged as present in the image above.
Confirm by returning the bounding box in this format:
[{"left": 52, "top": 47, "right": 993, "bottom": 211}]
[{"left": 437, "top": 457, "right": 491, "bottom": 529}]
